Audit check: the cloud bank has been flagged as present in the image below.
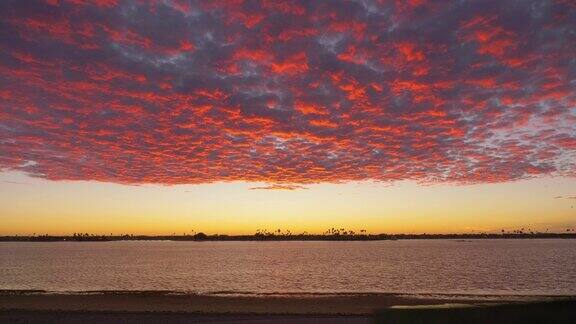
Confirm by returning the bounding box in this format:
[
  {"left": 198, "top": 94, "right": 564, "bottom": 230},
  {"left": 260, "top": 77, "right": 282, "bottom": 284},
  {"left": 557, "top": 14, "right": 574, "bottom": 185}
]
[
  {"left": 1, "top": 0, "right": 575, "bottom": 185},
  {"left": 249, "top": 184, "right": 308, "bottom": 191}
]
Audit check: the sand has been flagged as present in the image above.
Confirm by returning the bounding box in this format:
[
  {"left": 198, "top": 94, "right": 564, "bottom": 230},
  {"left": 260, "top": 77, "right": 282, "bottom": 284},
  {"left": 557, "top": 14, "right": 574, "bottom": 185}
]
[
  {"left": 0, "top": 291, "right": 574, "bottom": 323},
  {"left": 0, "top": 291, "right": 464, "bottom": 314},
  {"left": 0, "top": 311, "right": 369, "bottom": 324}
]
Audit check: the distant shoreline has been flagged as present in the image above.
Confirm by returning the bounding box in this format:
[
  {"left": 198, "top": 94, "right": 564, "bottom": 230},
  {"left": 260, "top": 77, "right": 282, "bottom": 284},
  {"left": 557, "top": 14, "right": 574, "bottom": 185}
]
[{"left": 1, "top": 233, "right": 575, "bottom": 242}]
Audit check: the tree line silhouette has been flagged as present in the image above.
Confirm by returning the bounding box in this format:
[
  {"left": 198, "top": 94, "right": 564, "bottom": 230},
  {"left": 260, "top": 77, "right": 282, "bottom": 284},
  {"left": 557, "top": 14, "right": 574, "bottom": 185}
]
[{"left": 1, "top": 227, "right": 575, "bottom": 242}]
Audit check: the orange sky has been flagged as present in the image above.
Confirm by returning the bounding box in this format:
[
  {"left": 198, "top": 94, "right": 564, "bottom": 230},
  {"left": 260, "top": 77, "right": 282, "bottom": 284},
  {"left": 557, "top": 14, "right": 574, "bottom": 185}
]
[{"left": 1, "top": 171, "right": 574, "bottom": 235}]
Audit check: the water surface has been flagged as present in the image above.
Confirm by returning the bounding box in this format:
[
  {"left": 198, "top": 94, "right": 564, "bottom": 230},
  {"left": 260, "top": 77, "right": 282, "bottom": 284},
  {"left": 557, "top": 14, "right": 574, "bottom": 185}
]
[{"left": 1, "top": 239, "right": 575, "bottom": 296}]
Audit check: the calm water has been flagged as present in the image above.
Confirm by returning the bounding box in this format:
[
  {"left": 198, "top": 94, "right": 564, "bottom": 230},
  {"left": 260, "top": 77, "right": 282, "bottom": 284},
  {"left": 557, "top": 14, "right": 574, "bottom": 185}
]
[{"left": 1, "top": 239, "right": 575, "bottom": 296}]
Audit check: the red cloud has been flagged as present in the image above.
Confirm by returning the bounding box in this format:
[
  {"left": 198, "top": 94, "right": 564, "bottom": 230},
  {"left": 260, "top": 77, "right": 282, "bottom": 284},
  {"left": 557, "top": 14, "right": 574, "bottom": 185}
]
[
  {"left": 249, "top": 184, "right": 308, "bottom": 191},
  {"left": 270, "top": 52, "right": 308, "bottom": 75},
  {"left": 0, "top": 0, "right": 575, "bottom": 186}
]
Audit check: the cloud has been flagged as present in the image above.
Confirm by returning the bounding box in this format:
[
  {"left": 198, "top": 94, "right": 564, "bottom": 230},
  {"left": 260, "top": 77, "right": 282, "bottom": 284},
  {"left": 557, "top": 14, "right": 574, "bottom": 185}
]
[
  {"left": 554, "top": 195, "right": 576, "bottom": 200},
  {"left": 0, "top": 180, "right": 30, "bottom": 185},
  {"left": 249, "top": 184, "right": 308, "bottom": 191},
  {"left": 0, "top": 0, "right": 575, "bottom": 185}
]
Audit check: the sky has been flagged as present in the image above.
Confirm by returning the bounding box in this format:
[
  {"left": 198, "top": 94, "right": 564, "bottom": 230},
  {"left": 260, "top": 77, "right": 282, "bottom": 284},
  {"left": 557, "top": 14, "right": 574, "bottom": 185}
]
[{"left": 0, "top": 0, "right": 575, "bottom": 235}]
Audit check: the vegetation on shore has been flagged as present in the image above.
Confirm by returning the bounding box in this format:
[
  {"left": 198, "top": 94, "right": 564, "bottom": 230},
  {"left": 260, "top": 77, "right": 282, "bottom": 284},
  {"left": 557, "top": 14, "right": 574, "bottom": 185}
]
[{"left": 1, "top": 227, "right": 575, "bottom": 242}]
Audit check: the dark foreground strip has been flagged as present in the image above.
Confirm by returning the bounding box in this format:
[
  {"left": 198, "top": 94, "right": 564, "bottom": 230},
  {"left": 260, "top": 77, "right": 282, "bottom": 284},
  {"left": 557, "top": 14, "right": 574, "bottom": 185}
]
[
  {"left": 0, "top": 311, "right": 369, "bottom": 324},
  {"left": 374, "top": 300, "right": 576, "bottom": 324}
]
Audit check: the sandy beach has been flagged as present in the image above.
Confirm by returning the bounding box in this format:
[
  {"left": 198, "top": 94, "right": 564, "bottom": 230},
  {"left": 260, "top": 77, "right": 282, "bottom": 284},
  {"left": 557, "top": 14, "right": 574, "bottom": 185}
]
[
  {"left": 1, "top": 291, "right": 575, "bottom": 323},
  {"left": 0, "top": 290, "right": 478, "bottom": 314},
  {"left": 0, "top": 311, "right": 369, "bottom": 324}
]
